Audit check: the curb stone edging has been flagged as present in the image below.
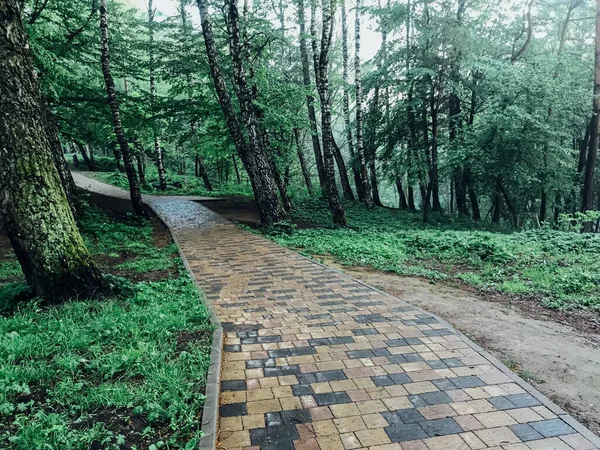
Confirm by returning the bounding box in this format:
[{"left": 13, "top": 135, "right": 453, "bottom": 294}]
[{"left": 146, "top": 203, "right": 222, "bottom": 450}]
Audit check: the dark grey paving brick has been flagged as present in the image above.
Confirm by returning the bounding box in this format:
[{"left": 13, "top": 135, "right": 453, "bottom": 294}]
[
  {"left": 530, "top": 419, "right": 576, "bottom": 438},
  {"left": 451, "top": 376, "right": 485, "bottom": 389},
  {"left": 221, "top": 380, "right": 246, "bottom": 391},
  {"left": 396, "top": 408, "right": 426, "bottom": 424},
  {"left": 420, "top": 418, "right": 463, "bottom": 437},
  {"left": 432, "top": 379, "right": 456, "bottom": 391},
  {"left": 509, "top": 424, "right": 544, "bottom": 441},
  {"left": 314, "top": 392, "right": 352, "bottom": 406},
  {"left": 220, "top": 402, "right": 247, "bottom": 417},
  {"left": 372, "top": 375, "right": 395, "bottom": 387},
  {"left": 315, "top": 370, "right": 347, "bottom": 382},
  {"left": 385, "top": 423, "right": 428, "bottom": 442},
  {"left": 419, "top": 391, "right": 453, "bottom": 406},
  {"left": 280, "top": 408, "right": 312, "bottom": 425},
  {"left": 265, "top": 412, "right": 283, "bottom": 427},
  {"left": 292, "top": 384, "right": 314, "bottom": 396},
  {"left": 264, "top": 365, "right": 300, "bottom": 377},
  {"left": 506, "top": 393, "right": 543, "bottom": 408}
]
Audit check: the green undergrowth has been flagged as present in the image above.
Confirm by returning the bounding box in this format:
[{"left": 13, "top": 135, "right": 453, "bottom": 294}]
[
  {"left": 78, "top": 205, "right": 179, "bottom": 274},
  {"left": 88, "top": 168, "right": 255, "bottom": 198},
  {"left": 0, "top": 204, "right": 213, "bottom": 449},
  {"left": 266, "top": 199, "right": 600, "bottom": 311}
]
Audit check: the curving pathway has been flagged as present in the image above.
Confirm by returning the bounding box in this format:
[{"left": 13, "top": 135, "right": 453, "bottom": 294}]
[{"left": 75, "top": 173, "right": 600, "bottom": 450}]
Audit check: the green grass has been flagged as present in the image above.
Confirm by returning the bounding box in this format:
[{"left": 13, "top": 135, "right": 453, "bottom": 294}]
[
  {"left": 0, "top": 204, "right": 213, "bottom": 449},
  {"left": 88, "top": 168, "right": 255, "bottom": 198},
  {"left": 265, "top": 199, "right": 600, "bottom": 311},
  {"left": 0, "top": 260, "right": 22, "bottom": 284}
]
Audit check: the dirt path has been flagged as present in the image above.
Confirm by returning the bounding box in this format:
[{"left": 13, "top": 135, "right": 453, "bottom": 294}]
[{"left": 325, "top": 262, "right": 600, "bottom": 436}]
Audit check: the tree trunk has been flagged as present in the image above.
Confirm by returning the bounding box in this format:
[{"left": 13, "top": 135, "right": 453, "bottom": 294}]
[
  {"left": 46, "top": 110, "right": 79, "bottom": 214},
  {"left": 582, "top": 0, "right": 600, "bottom": 231},
  {"left": 408, "top": 186, "right": 416, "bottom": 211},
  {"left": 196, "top": 154, "right": 213, "bottom": 191},
  {"left": 132, "top": 139, "right": 146, "bottom": 184},
  {"left": 492, "top": 176, "right": 502, "bottom": 224},
  {"left": 429, "top": 83, "right": 441, "bottom": 212},
  {"left": 295, "top": 129, "right": 314, "bottom": 194},
  {"left": 341, "top": 0, "right": 362, "bottom": 201},
  {"left": 232, "top": 154, "right": 241, "bottom": 184},
  {"left": 99, "top": 0, "right": 145, "bottom": 216},
  {"left": 297, "top": 0, "right": 325, "bottom": 190},
  {"left": 148, "top": 0, "right": 167, "bottom": 191},
  {"left": 0, "top": 0, "right": 106, "bottom": 301},
  {"left": 77, "top": 142, "right": 96, "bottom": 171},
  {"left": 450, "top": 0, "right": 468, "bottom": 217},
  {"left": 464, "top": 168, "right": 480, "bottom": 220},
  {"left": 196, "top": 0, "right": 284, "bottom": 225},
  {"left": 316, "top": 0, "right": 347, "bottom": 226},
  {"left": 332, "top": 138, "right": 355, "bottom": 201},
  {"left": 395, "top": 174, "right": 408, "bottom": 210},
  {"left": 539, "top": 189, "right": 548, "bottom": 223}
]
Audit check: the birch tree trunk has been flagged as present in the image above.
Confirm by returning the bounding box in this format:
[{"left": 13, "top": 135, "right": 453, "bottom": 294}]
[
  {"left": 297, "top": 0, "right": 325, "bottom": 189},
  {"left": 295, "top": 129, "right": 314, "bottom": 194},
  {"left": 354, "top": 0, "right": 373, "bottom": 208},
  {"left": 99, "top": 0, "right": 145, "bottom": 216},
  {"left": 316, "top": 0, "right": 347, "bottom": 225},
  {"left": 148, "top": 0, "right": 168, "bottom": 191},
  {"left": 341, "top": 0, "right": 364, "bottom": 201},
  {"left": 196, "top": 0, "right": 284, "bottom": 225},
  {"left": 0, "top": 0, "right": 106, "bottom": 301}
]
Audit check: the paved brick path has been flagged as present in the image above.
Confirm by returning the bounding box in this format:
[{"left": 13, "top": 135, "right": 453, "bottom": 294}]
[{"left": 76, "top": 175, "right": 600, "bottom": 450}]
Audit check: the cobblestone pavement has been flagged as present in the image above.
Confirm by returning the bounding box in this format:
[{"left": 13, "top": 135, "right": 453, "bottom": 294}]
[{"left": 76, "top": 174, "right": 600, "bottom": 450}]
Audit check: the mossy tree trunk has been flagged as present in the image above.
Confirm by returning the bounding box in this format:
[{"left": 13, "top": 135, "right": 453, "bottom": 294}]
[{"left": 0, "top": 0, "right": 106, "bottom": 301}]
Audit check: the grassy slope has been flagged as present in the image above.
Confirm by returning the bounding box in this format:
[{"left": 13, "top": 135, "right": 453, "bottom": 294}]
[
  {"left": 0, "top": 201, "right": 212, "bottom": 450},
  {"left": 267, "top": 199, "right": 600, "bottom": 311}
]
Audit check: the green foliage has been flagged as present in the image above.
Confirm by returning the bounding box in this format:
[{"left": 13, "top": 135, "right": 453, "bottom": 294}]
[
  {"left": 90, "top": 169, "right": 255, "bottom": 198},
  {"left": 0, "top": 204, "right": 212, "bottom": 449},
  {"left": 0, "top": 261, "right": 22, "bottom": 284},
  {"left": 267, "top": 200, "right": 600, "bottom": 311}
]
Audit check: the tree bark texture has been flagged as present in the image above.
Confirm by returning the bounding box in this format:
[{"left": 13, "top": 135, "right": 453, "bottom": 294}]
[
  {"left": 582, "top": 0, "right": 600, "bottom": 231},
  {"left": 148, "top": 0, "right": 168, "bottom": 191},
  {"left": 99, "top": 0, "right": 145, "bottom": 216},
  {"left": 196, "top": 0, "right": 284, "bottom": 225},
  {"left": 295, "top": 129, "right": 314, "bottom": 194},
  {"left": 353, "top": 0, "right": 373, "bottom": 208},
  {"left": 297, "top": 0, "right": 325, "bottom": 189},
  {"left": 0, "top": 0, "right": 106, "bottom": 301},
  {"left": 341, "top": 0, "right": 364, "bottom": 201},
  {"left": 316, "top": 0, "right": 347, "bottom": 225}
]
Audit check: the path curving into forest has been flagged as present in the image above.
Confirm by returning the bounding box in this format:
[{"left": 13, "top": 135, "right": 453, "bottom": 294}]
[{"left": 74, "top": 173, "right": 600, "bottom": 450}]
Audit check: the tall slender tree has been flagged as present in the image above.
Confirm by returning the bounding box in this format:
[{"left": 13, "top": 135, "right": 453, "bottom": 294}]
[
  {"left": 196, "top": 0, "right": 284, "bottom": 225},
  {"left": 341, "top": 0, "right": 365, "bottom": 201},
  {"left": 99, "top": 0, "right": 145, "bottom": 216},
  {"left": 0, "top": 0, "right": 106, "bottom": 301},
  {"left": 297, "top": 0, "right": 325, "bottom": 190},
  {"left": 148, "top": 0, "right": 168, "bottom": 190},
  {"left": 582, "top": 0, "right": 600, "bottom": 231},
  {"left": 315, "top": 0, "right": 347, "bottom": 225},
  {"left": 354, "top": 0, "right": 373, "bottom": 208}
]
